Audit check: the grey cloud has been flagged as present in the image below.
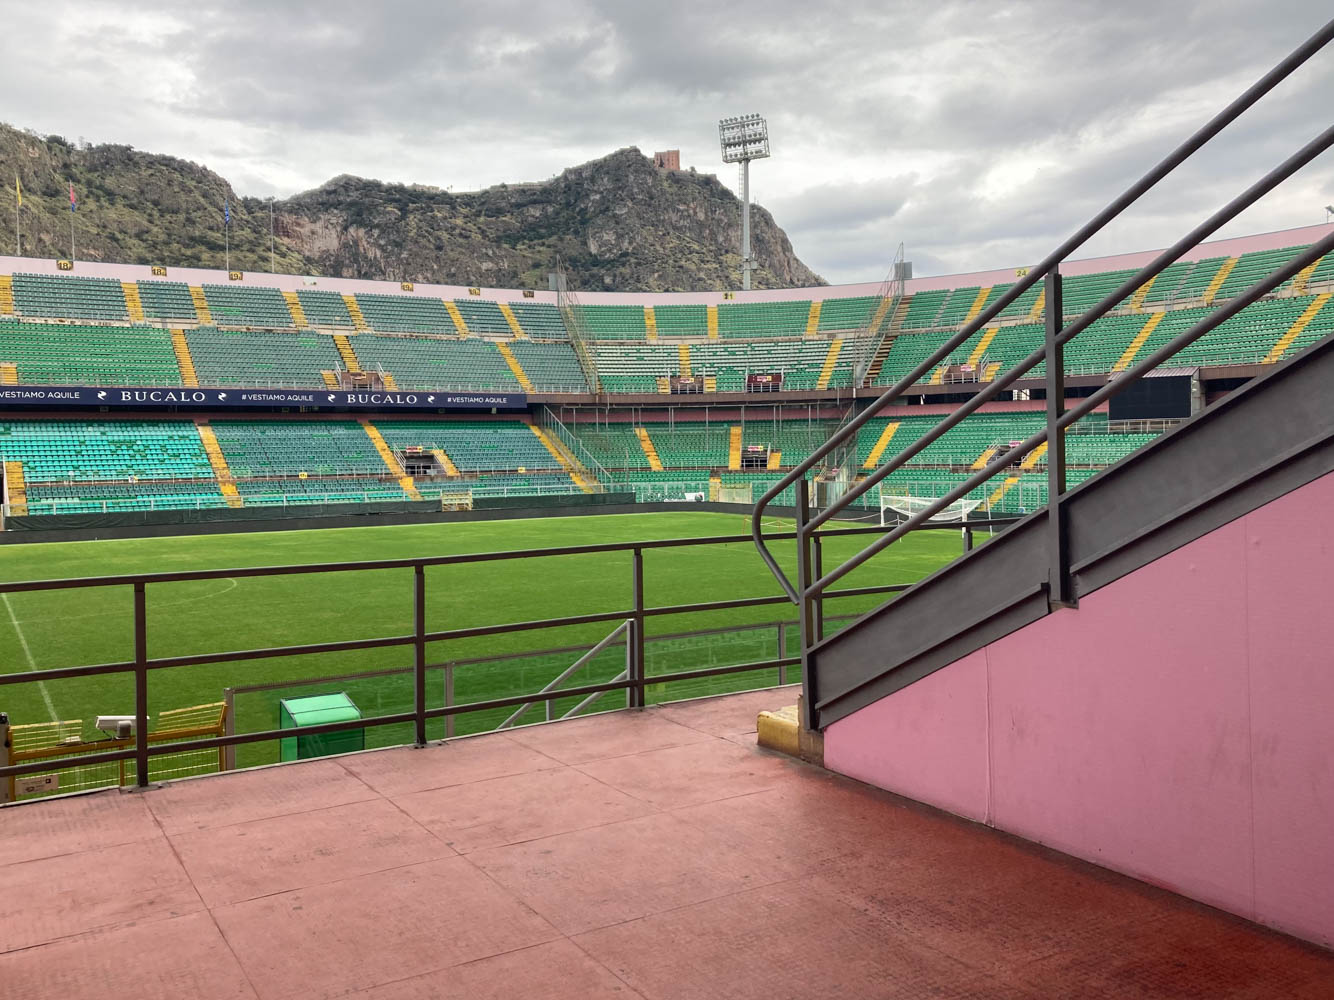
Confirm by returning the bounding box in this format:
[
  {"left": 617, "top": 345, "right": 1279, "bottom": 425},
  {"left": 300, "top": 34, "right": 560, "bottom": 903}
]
[{"left": 1, "top": 0, "right": 1330, "bottom": 283}]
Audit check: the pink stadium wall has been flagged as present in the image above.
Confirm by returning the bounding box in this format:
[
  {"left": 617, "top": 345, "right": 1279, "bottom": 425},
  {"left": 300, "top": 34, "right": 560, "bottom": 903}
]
[{"left": 823, "top": 469, "right": 1334, "bottom": 949}]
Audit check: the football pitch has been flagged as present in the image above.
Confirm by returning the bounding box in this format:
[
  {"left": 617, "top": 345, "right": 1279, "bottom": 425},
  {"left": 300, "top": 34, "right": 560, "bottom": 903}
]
[{"left": 0, "top": 511, "right": 977, "bottom": 770}]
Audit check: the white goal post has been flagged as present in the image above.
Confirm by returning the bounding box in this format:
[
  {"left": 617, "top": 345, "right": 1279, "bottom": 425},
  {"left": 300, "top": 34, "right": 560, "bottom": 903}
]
[{"left": 878, "top": 488, "right": 985, "bottom": 527}]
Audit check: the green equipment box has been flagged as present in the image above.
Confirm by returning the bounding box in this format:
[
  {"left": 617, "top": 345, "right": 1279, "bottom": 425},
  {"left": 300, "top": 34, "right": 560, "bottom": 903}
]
[{"left": 278, "top": 692, "right": 364, "bottom": 762}]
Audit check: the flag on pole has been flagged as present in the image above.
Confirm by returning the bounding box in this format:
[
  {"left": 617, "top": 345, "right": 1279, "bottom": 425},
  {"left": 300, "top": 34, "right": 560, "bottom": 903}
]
[
  {"left": 224, "top": 198, "right": 230, "bottom": 225},
  {"left": 14, "top": 175, "right": 20, "bottom": 207},
  {"left": 68, "top": 182, "right": 77, "bottom": 212}
]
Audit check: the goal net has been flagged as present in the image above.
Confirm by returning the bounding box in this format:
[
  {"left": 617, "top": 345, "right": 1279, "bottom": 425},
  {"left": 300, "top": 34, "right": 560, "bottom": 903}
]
[
  {"left": 718, "top": 483, "right": 753, "bottom": 505},
  {"left": 879, "top": 489, "right": 985, "bottom": 527}
]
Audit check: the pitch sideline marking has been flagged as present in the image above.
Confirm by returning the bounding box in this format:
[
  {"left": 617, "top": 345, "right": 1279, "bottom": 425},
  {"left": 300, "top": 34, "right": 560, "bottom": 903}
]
[
  {"left": 2, "top": 592, "right": 58, "bottom": 721},
  {"left": 9, "top": 578, "right": 239, "bottom": 625}
]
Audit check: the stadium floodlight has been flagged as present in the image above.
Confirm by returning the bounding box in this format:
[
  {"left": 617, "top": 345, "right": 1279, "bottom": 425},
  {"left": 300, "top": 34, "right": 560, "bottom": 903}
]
[
  {"left": 1326, "top": 204, "right": 1334, "bottom": 222},
  {"left": 719, "top": 114, "right": 771, "bottom": 291}
]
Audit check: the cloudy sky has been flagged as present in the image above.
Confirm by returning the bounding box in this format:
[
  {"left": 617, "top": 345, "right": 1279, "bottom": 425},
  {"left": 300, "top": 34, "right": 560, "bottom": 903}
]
[{"left": 3, "top": 1, "right": 1332, "bottom": 284}]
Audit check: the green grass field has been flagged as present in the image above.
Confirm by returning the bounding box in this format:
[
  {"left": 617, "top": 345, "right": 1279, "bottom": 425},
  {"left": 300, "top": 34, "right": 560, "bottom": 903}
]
[{"left": 0, "top": 511, "right": 976, "bottom": 776}]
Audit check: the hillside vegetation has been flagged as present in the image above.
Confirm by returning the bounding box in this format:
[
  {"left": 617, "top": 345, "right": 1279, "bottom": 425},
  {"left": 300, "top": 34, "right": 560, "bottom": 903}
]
[{"left": 0, "top": 125, "right": 822, "bottom": 292}]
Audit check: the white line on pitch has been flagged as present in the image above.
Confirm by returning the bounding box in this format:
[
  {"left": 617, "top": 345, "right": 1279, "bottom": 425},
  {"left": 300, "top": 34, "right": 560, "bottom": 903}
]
[{"left": 2, "top": 592, "right": 57, "bottom": 721}]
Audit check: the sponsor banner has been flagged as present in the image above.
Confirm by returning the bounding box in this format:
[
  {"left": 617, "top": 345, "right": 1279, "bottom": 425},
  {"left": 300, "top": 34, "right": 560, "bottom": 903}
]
[{"left": 0, "top": 385, "right": 527, "bottom": 412}]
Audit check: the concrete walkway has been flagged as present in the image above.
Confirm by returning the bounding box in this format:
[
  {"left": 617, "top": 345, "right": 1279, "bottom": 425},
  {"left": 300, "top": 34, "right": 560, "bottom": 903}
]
[{"left": 2, "top": 686, "right": 1330, "bottom": 998}]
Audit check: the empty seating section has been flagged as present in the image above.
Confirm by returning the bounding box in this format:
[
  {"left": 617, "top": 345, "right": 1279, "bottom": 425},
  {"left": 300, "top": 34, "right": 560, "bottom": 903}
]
[
  {"left": 571, "top": 425, "right": 650, "bottom": 470},
  {"left": 1305, "top": 252, "right": 1334, "bottom": 288},
  {"left": 1060, "top": 269, "right": 1138, "bottom": 316},
  {"left": 692, "top": 341, "right": 851, "bottom": 390},
  {"left": 211, "top": 421, "right": 384, "bottom": 477},
  {"left": 901, "top": 289, "right": 948, "bottom": 329},
  {"left": 648, "top": 423, "right": 731, "bottom": 467},
  {"left": 452, "top": 299, "right": 511, "bottom": 336},
  {"left": 185, "top": 328, "right": 340, "bottom": 386},
  {"left": 296, "top": 290, "right": 355, "bottom": 328},
  {"left": 1173, "top": 257, "right": 1228, "bottom": 301},
  {"left": 716, "top": 301, "right": 810, "bottom": 338},
  {"left": 375, "top": 420, "right": 557, "bottom": 472},
  {"left": 12, "top": 273, "right": 127, "bottom": 321},
  {"left": 508, "top": 340, "right": 587, "bottom": 391},
  {"left": 653, "top": 304, "right": 707, "bottom": 337},
  {"left": 352, "top": 335, "right": 520, "bottom": 391},
  {"left": 1140, "top": 260, "right": 1200, "bottom": 307},
  {"left": 591, "top": 344, "right": 678, "bottom": 392},
  {"left": 874, "top": 331, "right": 951, "bottom": 385},
  {"left": 741, "top": 420, "right": 838, "bottom": 465},
  {"left": 354, "top": 294, "right": 456, "bottom": 334},
  {"left": 933, "top": 287, "right": 984, "bottom": 327},
  {"left": 236, "top": 477, "right": 409, "bottom": 503},
  {"left": 202, "top": 284, "right": 294, "bottom": 327},
  {"left": 577, "top": 305, "right": 645, "bottom": 340},
  {"left": 994, "top": 282, "right": 1042, "bottom": 320},
  {"left": 1168, "top": 297, "right": 1322, "bottom": 366},
  {"left": 817, "top": 297, "right": 879, "bottom": 332},
  {"left": 0, "top": 321, "right": 178, "bottom": 384},
  {"left": 1215, "top": 246, "right": 1306, "bottom": 301},
  {"left": 23, "top": 480, "right": 227, "bottom": 513},
  {"left": 508, "top": 302, "right": 567, "bottom": 338},
  {"left": 136, "top": 281, "right": 198, "bottom": 321},
  {"left": 0, "top": 420, "right": 213, "bottom": 482}
]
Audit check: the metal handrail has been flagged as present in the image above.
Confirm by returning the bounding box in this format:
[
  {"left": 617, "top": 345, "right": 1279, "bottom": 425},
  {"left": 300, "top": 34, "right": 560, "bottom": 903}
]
[
  {"left": 0, "top": 519, "right": 1013, "bottom": 791},
  {"left": 751, "top": 18, "right": 1334, "bottom": 603}
]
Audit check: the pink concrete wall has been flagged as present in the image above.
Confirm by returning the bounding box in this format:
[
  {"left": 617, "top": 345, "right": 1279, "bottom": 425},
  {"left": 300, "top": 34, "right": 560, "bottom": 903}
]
[{"left": 824, "top": 469, "right": 1334, "bottom": 948}]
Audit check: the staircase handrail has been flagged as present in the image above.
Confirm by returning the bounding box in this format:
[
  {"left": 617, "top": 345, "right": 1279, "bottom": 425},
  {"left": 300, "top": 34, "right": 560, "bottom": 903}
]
[{"left": 751, "top": 19, "right": 1334, "bottom": 610}]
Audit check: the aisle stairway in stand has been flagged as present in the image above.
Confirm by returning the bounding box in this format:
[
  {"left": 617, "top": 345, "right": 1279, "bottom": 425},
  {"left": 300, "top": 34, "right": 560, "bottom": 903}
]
[
  {"left": 530, "top": 425, "right": 595, "bottom": 493},
  {"left": 3, "top": 461, "right": 27, "bottom": 515},
  {"left": 635, "top": 427, "right": 664, "bottom": 471},
  {"left": 343, "top": 295, "right": 368, "bottom": 331},
  {"left": 283, "top": 291, "right": 309, "bottom": 328},
  {"left": 360, "top": 419, "right": 421, "bottom": 499},
  {"left": 0, "top": 275, "right": 13, "bottom": 315},
  {"left": 333, "top": 334, "right": 363, "bottom": 373},
  {"left": 431, "top": 448, "right": 460, "bottom": 477},
  {"left": 171, "top": 330, "right": 199, "bottom": 387},
  {"left": 0, "top": 362, "right": 17, "bottom": 385},
  {"left": 194, "top": 420, "right": 243, "bottom": 508},
  {"left": 1264, "top": 293, "right": 1332, "bottom": 363},
  {"left": 498, "top": 302, "right": 526, "bottom": 339},
  {"left": 121, "top": 282, "right": 145, "bottom": 322},
  {"left": 728, "top": 425, "right": 743, "bottom": 470},
  {"left": 496, "top": 342, "right": 533, "bottom": 391},
  {"left": 864, "top": 421, "right": 900, "bottom": 468},
  {"left": 816, "top": 340, "right": 843, "bottom": 390},
  {"left": 189, "top": 286, "right": 212, "bottom": 324},
  {"left": 1112, "top": 312, "right": 1165, "bottom": 372}
]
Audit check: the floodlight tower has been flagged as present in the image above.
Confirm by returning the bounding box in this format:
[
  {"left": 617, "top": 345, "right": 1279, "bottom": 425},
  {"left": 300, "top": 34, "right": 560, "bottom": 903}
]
[{"left": 719, "top": 113, "right": 771, "bottom": 290}]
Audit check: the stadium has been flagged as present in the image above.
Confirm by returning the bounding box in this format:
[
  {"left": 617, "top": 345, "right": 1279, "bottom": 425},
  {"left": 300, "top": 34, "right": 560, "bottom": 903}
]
[{"left": 3, "top": 9, "right": 1334, "bottom": 998}]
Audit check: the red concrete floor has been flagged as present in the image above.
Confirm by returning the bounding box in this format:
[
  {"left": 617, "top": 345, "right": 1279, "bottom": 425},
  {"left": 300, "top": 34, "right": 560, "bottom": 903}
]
[{"left": 2, "top": 685, "right": 1332, "bottom": 999}]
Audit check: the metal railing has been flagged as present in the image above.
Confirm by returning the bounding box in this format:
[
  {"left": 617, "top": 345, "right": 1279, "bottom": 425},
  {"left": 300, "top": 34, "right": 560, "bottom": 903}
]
[
  {"left": 0, "top": 520, "right": 1009, "bottom": 791},
  {"left": 751, "top": 19, "right": 1334, "bottom": 730}
]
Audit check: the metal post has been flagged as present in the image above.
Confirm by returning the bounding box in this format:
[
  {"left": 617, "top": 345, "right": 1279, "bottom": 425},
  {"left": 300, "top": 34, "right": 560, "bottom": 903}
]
[
  {"left": 962, "top": 525, "right": 974, "bottom": 553},
  {"left": 631, "top": 548, "right": 646, "bottom": 708},
  {"left": 133, "top": 582, "right": 149, "bottom": 788},
  {"left": 776, "top": 622, "right": 787, "bottom": 685},
  {"left": 413, "top": 565, "right": 427, "bottom": 746},
  {"left": 741, "top": 159, "right": 751, "bottom": 291},
  {"left": 812, "top": 534, "right": 825, "bottom": 642},
  {"left": 443, "top": 664, "right": 455, "bottom": 738},
  {"left": 795, "top": 478, "right": 816, "bottom": 730},
  {"left": 1044, "top": 269, "right": 1073, "bottom": 607}
]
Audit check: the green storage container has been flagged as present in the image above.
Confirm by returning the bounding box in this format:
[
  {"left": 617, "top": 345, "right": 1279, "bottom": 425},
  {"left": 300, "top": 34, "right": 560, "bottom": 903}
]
[{"left": 278, "top": 692, "right": 364, "bottom": 762}]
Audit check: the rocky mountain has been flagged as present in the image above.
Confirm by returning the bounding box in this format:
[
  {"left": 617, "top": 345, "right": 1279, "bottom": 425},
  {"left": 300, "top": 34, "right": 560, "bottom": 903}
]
[{"left": 0, "top": 126, "right": 823, "bottom": 291}]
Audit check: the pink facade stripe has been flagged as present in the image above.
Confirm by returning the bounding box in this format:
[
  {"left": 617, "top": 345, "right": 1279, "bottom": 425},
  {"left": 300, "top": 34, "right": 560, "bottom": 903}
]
[{"left": 824, "top": 469, "right": 1334, "bottom": 949}]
